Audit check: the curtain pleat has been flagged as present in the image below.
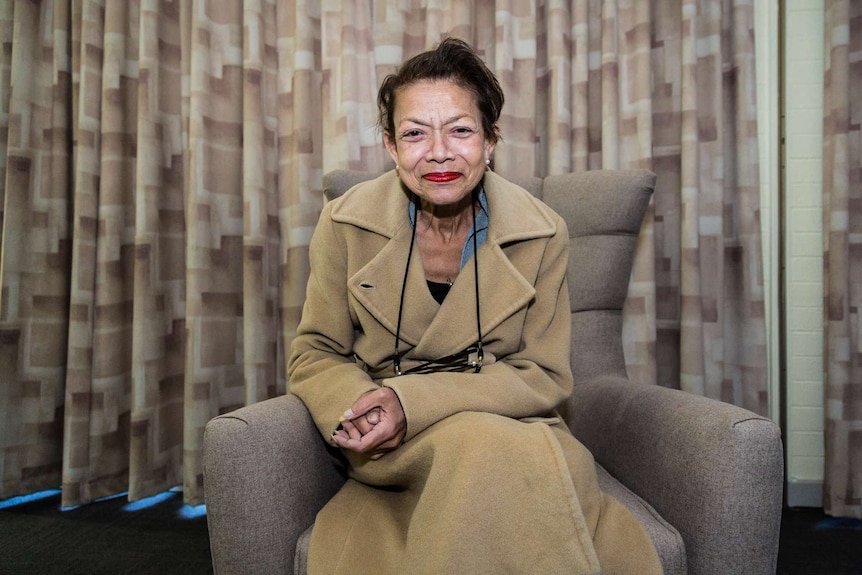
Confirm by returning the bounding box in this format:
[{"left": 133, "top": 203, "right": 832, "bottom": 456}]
[
  {"left": 823, "top": 0, "right": 861, "bottom": 520},
  {"left": 1, "top": 0, "right": 73, "bottom": 500},
  {"left": 0, "top": 0, "right": 768, "bottom": 508},
  {"left": 127, "top": 0, "right": 189, "bottom": 504},
  {"left": 184, "top": 0, "right": 250, "bottom": 504},
  {"left": 64, "top": 0, "right": 141, "bottom": 507}
]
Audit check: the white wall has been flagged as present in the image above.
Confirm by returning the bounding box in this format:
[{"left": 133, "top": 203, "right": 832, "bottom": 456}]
[
  {"left": 755, "top": 0, "right": 780, "bottom": 425},
  {"left": 755, "top": 0, "right": 826, "bottom": 507},
  {"left": 782, "top": 0, "right": 826, "bottom": 507}
]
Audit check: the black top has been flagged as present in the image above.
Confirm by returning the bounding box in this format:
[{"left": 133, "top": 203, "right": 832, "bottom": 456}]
[{"left": 426, "top": 280, "right": 451, "bottom": 305}]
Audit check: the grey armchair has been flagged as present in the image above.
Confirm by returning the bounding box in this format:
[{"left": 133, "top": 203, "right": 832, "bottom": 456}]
[{"left": 204, "top": 169, "right": 784, "bottom": 575}]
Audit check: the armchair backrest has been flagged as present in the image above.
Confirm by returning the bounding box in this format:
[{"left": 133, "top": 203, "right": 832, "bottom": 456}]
[
  {"left": 322, "top": 169, "right": 656, "bottom": 411},
  {"left": 540, "top": 171, "right": 655, "bottom": 386}
]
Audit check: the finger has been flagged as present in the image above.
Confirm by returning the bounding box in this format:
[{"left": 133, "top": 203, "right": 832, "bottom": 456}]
[
  {"left": 351, "top": 414, "right": 375, "bottom": 436},
  {"left": 330, "top": 424, "right": 352, "bottom": 448},
  {"left": 340, "top": 418, "right": 363, "bottom": 441},
  {"left": 331, "top": 427, "right": 348, "bottom": 443},
  {"left": 332, "top": 435, "right": 360, "bottom": 452},
  {"left": 365, "top": 408, "right": 381, "bottom": 425},
  {"left": 367, "top": 433, "right": 405, "bottom": 460},
  {"left": 361, "top": 419, "right": 407, "bottom": 453},
  {"left": 344, "top": 409, "right": 377, "bottom": 437},
  {"left": 347, "top": 424, "right": 394, "bottom": 455},
  {"left": 331, "top": 424, "right": 367, "bottom": 451},
  {"left": 334, "top": 417, "right": 389, "bottom": 450},
  {"left": 332, "top": 429, "right": 376, "bottom": 454},
  {"left": 343, "top": 389, "right": 387, "bottom": 420}
]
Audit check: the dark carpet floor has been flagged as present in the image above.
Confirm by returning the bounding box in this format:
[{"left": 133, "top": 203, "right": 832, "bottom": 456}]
[
  {"left": 0, "top": 490, "right": 211, "bottom": 575},
  {"left": 1, "top": 490, "right": 860, "bottom": 574},
  {"left": 776, "top": 507, "right": 862, "bottom": 575}
]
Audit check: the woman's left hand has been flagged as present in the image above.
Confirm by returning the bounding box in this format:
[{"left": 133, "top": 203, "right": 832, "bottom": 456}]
[{"left": 332, "top": 387, "right": 407, "bottom": 460}]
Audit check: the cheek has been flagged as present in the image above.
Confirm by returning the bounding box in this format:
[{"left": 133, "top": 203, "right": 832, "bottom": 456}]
[
  {"left": 449, "top": 141, "right": 484, "bottom": 161},
  {"left": 399, "top": 147, "right": 426, "bottom": 167}
]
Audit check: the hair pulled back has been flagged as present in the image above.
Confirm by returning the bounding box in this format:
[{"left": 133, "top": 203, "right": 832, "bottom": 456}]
[{"left": 377, "top": 38, "right": 504, "bottom": 143}]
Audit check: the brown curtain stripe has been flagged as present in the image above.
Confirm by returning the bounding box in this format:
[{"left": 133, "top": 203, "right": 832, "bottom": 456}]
[
  {"left": 822, "top": 0, "right": 862, "bottom": 520},
  {"left": 2, "top": 0, "right": 74, "bottom": 502},
  {"left": 1, "top": 0, "right": 767, "bottom": 509}
]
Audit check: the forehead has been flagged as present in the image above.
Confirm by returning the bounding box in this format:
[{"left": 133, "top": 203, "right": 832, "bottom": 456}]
[{"left": 393, "top": 80, "right": 479, "bottom": 121}]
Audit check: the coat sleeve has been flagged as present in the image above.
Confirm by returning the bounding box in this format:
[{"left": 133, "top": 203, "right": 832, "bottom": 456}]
[
  {"left": 287, "top": 203, "right": 378, "bottom": 440},
  {"left": 385, "top": 215, "right": 574, "bottom": 442}
]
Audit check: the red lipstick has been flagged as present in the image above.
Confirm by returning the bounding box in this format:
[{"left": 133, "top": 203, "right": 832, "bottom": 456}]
[{"left": 423, "top": 172, "right": 461, "bottom": 183}]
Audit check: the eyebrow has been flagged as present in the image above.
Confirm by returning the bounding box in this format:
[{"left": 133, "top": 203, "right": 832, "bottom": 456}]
[{"left": 399, "top": 114, "right": 471, "bottom": 127}]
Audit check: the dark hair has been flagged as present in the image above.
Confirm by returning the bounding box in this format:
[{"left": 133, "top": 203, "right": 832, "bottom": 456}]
[{"left": 377, "top": 37, "right": 504, "bottom": 143}]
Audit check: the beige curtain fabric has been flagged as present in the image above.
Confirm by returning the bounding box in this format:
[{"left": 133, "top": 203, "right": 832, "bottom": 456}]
[
  {"left": 1, "top": 0, "right": 764, "bottom": 508},
  {"left": 823, "top": 0, "right": 861, "bottom": 520}
]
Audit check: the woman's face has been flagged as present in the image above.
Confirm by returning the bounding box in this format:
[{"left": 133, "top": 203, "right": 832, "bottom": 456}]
[{"left": 384, "top": 80, "right": 496, "bottom": 208}]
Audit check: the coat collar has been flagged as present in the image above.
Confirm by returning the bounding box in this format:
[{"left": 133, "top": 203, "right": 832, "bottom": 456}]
[{"left": 333, "top": 170, "right": 557, "bottom": 360}]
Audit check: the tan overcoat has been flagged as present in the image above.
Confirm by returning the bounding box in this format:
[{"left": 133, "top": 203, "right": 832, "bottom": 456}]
[{"left": 289, "top": 170, "right": 662, "bottom": 574}]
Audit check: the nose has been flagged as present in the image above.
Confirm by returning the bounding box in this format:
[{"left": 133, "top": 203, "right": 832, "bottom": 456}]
[{"left": 427, "top": 131, "right": 452, "bottom": 162}]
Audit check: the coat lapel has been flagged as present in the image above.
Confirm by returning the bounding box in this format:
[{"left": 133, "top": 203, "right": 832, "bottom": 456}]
[
  {"left": 413, "top": 241, "right": 537, "bottom": 358},
  {"left": 347, "top": 222, "right": 438, "bottom": 347},
  {"left": 336, "top": 172, "right": 436, "bottom": 347}
]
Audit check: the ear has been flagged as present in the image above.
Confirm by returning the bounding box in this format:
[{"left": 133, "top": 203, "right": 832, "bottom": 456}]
[
  {"left": 484, "top": 131, "right": 498, "bottom": 164},
  {"left": 383, "top": 132, "right": 399, "bottom": 165}
]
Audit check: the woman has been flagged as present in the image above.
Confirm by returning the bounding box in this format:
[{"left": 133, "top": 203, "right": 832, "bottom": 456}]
[{"left": 288, "top": 38, "right": 662, "bottom": 574}]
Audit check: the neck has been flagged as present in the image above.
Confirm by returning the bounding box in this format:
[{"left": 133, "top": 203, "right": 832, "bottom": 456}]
[{"left": 417, "top": 195, "right": 475, "bottom": 243}]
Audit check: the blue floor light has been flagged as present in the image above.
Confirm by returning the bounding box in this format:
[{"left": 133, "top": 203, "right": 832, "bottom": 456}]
[
  {"left": 179, "top": 503, "right": 207, "bottom": 519},
  {"left": 0, "top": 489, "right": 62, "bottom": 510},
  {"left": 122, "top": 491, "right": 175, "bottom": 512}
]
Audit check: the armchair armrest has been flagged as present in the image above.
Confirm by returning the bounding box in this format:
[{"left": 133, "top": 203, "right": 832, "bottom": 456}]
[
  {"left": 568, "top": 377, "right": 783, "bottom": 575},
  {"left": 204, "top": 394, "right": 347, "bottom": 575}
]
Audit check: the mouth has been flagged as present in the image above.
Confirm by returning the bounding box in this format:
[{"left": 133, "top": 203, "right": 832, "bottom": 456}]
[{"left": 422, "top": 172, "right": 461, "bottom": 183}]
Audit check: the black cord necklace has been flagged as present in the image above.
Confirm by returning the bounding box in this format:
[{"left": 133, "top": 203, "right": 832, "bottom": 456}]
[{"left": 393, "top": 192, "right": 484, "bottom": 376}]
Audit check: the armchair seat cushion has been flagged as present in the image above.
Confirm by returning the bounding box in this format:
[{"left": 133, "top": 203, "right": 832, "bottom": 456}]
[
  {"left": 596, "top": 464, "right": 686, "bottom": 575},
  {"left": 292, "top": 462, "right": 686, "bottom": 575},
  {"left": 294, "top": 526, "right": 313, "bottom": 575}
]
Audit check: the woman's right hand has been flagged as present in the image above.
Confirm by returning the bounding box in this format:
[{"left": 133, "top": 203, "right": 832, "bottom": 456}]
[{"left": 332, "top": 387, "right": 407, "bottom": 460}]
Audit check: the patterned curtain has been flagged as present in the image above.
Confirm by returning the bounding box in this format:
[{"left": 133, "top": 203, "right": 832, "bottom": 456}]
[
  {"left": 0, "top": 0, "right": 764, "bottom": 508},
  {"left": 823, "top": 0, "right": 861, "bottom": 520}
]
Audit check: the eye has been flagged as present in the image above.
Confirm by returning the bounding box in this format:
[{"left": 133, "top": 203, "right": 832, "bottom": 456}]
[
  {"left": 451, "top": 126, "right": 476, "bottom": 138},
  {"left": 400, "top": 129, "right": 424, "bottom": 140}
]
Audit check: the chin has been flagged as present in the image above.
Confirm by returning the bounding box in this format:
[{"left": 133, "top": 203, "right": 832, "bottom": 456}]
[{"left": 423, "top": 186, "right": 472, "bottom": 205}]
